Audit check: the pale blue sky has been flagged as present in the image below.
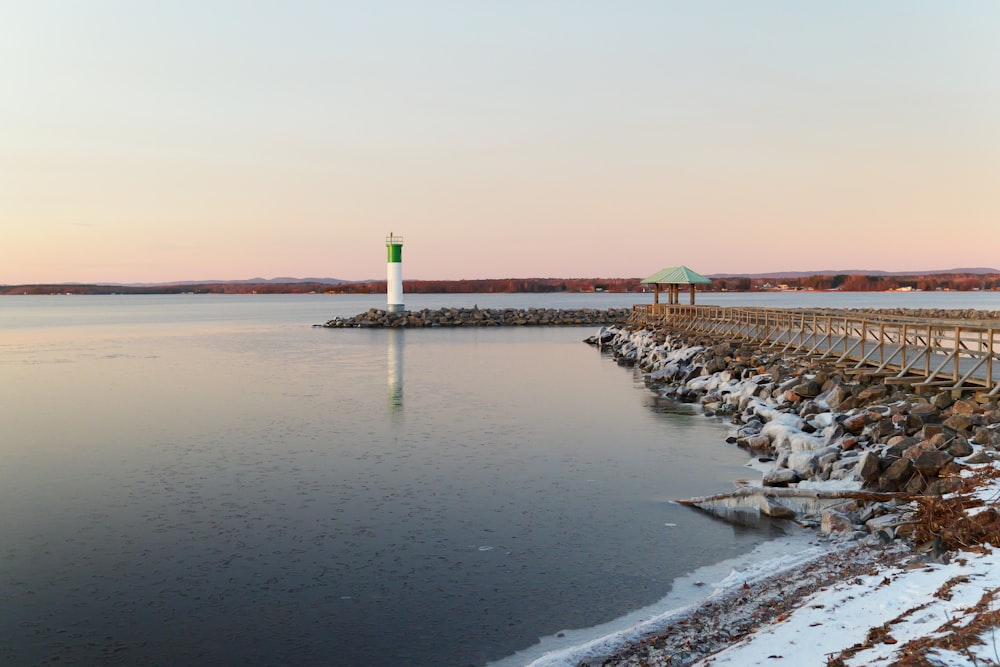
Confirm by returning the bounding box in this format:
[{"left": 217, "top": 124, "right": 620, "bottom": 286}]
[{"left": 2, "top": 2, "right": 998, "bottom": 283}]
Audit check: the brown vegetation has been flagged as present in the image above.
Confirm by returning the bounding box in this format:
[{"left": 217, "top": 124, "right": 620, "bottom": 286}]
[
  {"left": 0, "top": 277, "right": 641, "bottom": 295},
  {"left": 711, "top": 272, "right": 1000, "bottom": 292}
]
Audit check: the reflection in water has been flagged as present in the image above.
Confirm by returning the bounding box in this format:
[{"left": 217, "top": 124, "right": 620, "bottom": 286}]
[
  {"left": 645, "top": 394, "right": 702, "bottom": 415},
  {"left": 387, "top": 328, "right": 403, "bottom": 411},
  {"left": 693, "top": 505, "right": 793, "bottom": 534}
]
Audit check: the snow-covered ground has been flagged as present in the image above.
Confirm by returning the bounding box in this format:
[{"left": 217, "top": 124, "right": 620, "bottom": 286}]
[{"left": 698, "top": 545, "right": 1000, "bottom": 666}]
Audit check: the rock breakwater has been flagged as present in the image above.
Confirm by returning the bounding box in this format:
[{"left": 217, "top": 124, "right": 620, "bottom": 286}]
[
  {"left": 842, "top": 307, "right": 1000, "bottom": 321},
  {"left": 321, "top": 307, "right": 630, "bottom": 328},
  {"left": 586, "top": 325, "right": 1000, "bottom": 537}
]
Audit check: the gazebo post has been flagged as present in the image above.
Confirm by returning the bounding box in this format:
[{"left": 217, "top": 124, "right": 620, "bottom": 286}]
[
  {"left": 653, "top": 283, "right": 660, "bottom": 305},
  {"left": 690, "top": 284, "right": 696, "bottom": 305}
]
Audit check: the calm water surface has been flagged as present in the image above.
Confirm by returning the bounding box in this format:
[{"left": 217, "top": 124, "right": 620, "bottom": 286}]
[{"left": 2, "top": 292, "right": 996, "bottom": 666}]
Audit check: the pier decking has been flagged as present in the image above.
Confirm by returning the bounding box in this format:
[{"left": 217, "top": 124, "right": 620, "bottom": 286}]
[{"left": 630, "top": 304, "right": 1000, "bottom": 396}]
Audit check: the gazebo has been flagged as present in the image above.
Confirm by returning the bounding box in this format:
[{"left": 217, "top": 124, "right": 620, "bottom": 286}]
[{"left": 641, "top": 265, "right": 712, "bottom": 305}]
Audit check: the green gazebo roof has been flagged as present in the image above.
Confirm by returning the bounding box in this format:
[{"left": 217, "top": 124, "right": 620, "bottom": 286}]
[{"left": 640, "top": 265, "right": 712, "bottom": 285}]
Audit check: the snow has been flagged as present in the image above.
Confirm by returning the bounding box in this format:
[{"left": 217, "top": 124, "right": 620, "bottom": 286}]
[
  {"left": 796, "top": 478, "right": 863, "bottom": 492},
  {"left": 761, "top": 420, "right": 827, "bottom": 452},
  {"left": 696, "top": 545, "right": 1000, "bottom": 666}
]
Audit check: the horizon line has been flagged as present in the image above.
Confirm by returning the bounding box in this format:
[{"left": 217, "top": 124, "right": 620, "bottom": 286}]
[{"left": 4, "top": 266, "right": 1000, "bottom": 288}]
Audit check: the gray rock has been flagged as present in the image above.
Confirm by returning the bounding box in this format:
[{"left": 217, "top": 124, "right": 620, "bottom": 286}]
[
  {"left": 880, "top": 458, "right": 914, "bottom": 490},
  {"left": 964, "top": 450, "right": 994, "bottom": 464},
  {"left": 925, "top": 477, "right": 963, "bottom": 496},
  {"left": 762, "top": 468, "right": 800, "bottom": 487},
  {"left": 912, "top": 450, "right": 954, "bottom": 475},
  {"left": 821, "top": 509, "right": 855, "bottom": 533},
  {"left": 932, "top": 392, "right": 954, "bottom": 410},
  {"left": 865, "top": 514, "right": 901, "bottom": 535},
  {"left": 943, "top": 414, "right": 974, "bottom": 434},
  {"left": 842, "top": 412, "right": 871, "bottom": 435},
  {"left": 857, "top": 384, "right": 889, "bottom": 402},
  {"left": 743, "top": 434, "right": 772, "bottom": 450},
  {"left": 952, "top": 398, "right": 980, "bottom": 416},
  {"left": 759, "top": 496, "right": 797, "bottom": 518},
  {"left": 947, "top": 439, "right": 974, "bottom": 458},
  {"left": 856, "top": 451, "right": 881, "bottom": 484},
  {"left": 791, "top": 380, "right": 821, "bottom": 398},
  {"left": 816, "top": 384, "right": 851, "bottom": 410}
]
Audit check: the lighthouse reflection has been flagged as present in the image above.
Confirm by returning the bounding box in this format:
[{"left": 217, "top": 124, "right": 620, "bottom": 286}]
[{"left": 387, "top": 328, "right": 403, "bottom": 413}]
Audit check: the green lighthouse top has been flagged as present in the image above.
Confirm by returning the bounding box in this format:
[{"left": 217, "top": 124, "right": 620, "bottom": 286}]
[{"left": 386, "top": 232, "right": 403, "bottom": 262}]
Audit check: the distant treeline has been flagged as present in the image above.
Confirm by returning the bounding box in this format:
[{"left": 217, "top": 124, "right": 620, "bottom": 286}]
[
  {"left": 709, "top": 273, "right": 1000, "bottom": 292},
  {"left": 2, "top": 273, "right": 998, "bottom": 295},
  {"left": 330, "top": 277, "right": 642, "bottom": 294},
  {"left": 0, "top": 277, "right": 641, "bottom": 296}
]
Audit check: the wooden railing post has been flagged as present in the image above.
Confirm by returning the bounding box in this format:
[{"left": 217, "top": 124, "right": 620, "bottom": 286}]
[{"left": 955, "top": 325, "right": 962, "bottom": 382}]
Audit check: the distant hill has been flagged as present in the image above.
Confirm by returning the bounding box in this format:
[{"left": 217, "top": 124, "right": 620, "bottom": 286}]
[
  {"left": 707, "top": 268, "right": 1000, "bottom": 279},
  {"left": 118, "top": 277, "right": 351, "bottom": 287}
]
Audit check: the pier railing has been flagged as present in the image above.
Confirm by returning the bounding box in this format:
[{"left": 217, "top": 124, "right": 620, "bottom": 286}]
[{"left": 630, "top": 304, "right": 1000, "bottom": 396}]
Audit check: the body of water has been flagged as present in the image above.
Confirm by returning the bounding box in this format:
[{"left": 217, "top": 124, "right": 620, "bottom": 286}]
[{"left": 2, "top": 291, "right": 997, "bottom": 666}]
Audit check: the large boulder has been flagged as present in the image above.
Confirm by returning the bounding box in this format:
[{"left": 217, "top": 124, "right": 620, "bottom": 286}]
[
  {"left": 791, "top": 380, "right": 822, "bottom": 398},
  {"left": 884, "top": 436, "right": 919, "bottom": 459},
  {"left": 972, "top": 426, "right": 1000, "bottom": 447},
  {"left": 911, "top": 403, "right": 941, "bottom": 423},
  {"left": 931, "top": 392, "right": 955, "bottom": 410},
  {"left": 821, "top": 509, "right": 856, "bottom": 533},
  {"left": 857, "top": 384, "right": 890, "bottom": 403},
  {"left": 879, "top": 458, "right": 914, "bottom": 491},
  {"left": 948, "top": 439, "right": 974, "bottom": 458},
  {"left": 856, "top": 451, "right": 881, "bottom": 484},
  {"left": 943, "top": 414, "right": 975, "bottom": 434},
  {"left": 763, "top": 468, "right": 800, "bottom": 487},
  {"left": 925, "top": 477, "right": 964, "bottom": 496},
  {"left": 816, "top": 384, "right": 851, "bottom": 410},
  {"left": 842, "top": 411, "right": 873, "bottom": 435},
  {"left": 952, "top": 398, "right": 980, "bottom": 416},
  {"left": 912, "top": 450, "right": 954, "bottom": 476}
]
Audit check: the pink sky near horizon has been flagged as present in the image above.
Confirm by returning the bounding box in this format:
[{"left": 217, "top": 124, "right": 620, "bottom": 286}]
[{"left": 2, "top": 2, "right": 999, "bottom": 285}]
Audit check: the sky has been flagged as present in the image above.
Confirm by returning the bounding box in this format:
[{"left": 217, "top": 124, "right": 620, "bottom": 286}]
[{"left": 2, "top": 1, "right": 999, "bottom": 284}]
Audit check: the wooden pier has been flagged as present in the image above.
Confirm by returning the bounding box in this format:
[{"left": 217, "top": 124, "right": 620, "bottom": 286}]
[{"left": 630, "top": 304, "right": 1000, "bottom": 396}]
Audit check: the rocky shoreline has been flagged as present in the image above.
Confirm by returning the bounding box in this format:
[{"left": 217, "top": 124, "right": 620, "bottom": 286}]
[
  {"left": 587, "top": 324, "right": 1000, "bottom": 527},
  {"left": 320, "top": 306, "right": 631, "bottom": 328},
  {"left": 577, "top": 320, "right": 1000, "bottom": 666}
]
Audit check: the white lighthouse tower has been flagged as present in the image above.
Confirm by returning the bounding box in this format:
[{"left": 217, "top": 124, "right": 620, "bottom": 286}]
[{"left": 386, "top": 232, "right": 404, "bottom": 313}]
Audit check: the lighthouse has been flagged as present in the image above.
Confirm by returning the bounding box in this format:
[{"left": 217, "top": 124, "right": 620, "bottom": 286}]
[{"left": 386, "top": 232, "right": 404, "bottom": 313}]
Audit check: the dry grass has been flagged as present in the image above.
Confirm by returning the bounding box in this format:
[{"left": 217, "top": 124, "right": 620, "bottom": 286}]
[
  {"left": 911, "top": 467, "right": 1000, "bottom": 552},
  {"left": 885, "top": 586, "right": 1000, "bottom": 667}
]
